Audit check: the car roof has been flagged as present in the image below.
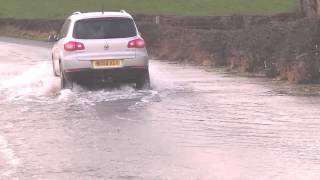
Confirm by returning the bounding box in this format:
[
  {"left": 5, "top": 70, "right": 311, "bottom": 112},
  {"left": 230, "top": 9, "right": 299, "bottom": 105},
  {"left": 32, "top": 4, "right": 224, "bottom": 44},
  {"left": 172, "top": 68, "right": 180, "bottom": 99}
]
[{"left": 69, "top": 11, "right": 133, "bottom": 21}]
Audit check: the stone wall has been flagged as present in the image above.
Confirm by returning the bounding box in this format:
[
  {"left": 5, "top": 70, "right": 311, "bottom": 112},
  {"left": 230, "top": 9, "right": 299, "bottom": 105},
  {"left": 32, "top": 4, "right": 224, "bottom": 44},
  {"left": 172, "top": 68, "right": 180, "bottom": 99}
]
[{"left": 0, "top": 13, "right": 302, "bottom": 33}]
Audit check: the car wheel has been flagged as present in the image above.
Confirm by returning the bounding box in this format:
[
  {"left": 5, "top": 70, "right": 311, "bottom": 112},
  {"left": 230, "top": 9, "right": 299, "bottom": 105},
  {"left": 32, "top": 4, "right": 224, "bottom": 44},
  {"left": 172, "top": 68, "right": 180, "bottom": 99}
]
[
  {"left": 52, "top": 63, "right": 59, "bottom": 77},
  {"left": 52, "top": 56, "right": 59, "bottom": 77},
  {"left": 60, "top": 64, "right": 73, "bottom": 89},
  {"left": 136, "top": 70, "right": 150, "bottom": 90}
]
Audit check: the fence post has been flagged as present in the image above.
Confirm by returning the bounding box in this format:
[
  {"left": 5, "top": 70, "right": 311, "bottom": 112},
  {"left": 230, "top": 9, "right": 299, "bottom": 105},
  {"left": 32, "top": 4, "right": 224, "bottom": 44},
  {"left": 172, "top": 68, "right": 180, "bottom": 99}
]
[{"left": 155, "top": 16, "right": 160, "bottom": 25}]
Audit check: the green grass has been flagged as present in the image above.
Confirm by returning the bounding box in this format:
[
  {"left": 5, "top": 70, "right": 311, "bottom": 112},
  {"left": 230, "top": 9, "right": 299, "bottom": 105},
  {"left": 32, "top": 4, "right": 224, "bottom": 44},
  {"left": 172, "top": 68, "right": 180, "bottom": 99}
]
[{"left": 0, "top": 0, "right": 299, "bottom": 19}]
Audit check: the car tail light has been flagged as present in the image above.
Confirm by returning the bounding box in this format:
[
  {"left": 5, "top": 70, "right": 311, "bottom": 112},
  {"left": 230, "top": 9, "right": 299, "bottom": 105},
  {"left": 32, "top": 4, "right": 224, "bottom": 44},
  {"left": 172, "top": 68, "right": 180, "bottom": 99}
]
[
  {"left": 64, "top": 41, "right": 85, "bottom": 51},
  {"left": 128, "top": 39, "right": 145, "bottom": 48}
]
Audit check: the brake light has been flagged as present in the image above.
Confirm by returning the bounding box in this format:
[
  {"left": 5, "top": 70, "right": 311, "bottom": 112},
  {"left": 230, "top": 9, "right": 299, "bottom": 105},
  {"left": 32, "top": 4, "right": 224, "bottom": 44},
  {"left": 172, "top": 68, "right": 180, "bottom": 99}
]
[
  {"left": 128, "top": 39, "right": 145, "bottom": 48},
  {"left": 64, "top": 41, "right": 85, "bottom": 51}
]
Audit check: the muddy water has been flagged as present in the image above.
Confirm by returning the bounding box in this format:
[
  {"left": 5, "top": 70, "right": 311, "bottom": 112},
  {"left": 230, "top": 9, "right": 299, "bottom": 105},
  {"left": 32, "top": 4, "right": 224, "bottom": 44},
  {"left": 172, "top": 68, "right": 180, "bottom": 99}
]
[{"left": 1, "top": 37, "right": 320, "bottom": 180}]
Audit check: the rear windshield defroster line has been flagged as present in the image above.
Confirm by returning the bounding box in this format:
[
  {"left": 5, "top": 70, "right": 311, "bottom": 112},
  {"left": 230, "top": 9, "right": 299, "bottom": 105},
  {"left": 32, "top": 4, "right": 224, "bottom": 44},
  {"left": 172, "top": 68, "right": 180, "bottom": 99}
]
[{"left": 73, "top": 18, "right": 137, "bottom": 39}]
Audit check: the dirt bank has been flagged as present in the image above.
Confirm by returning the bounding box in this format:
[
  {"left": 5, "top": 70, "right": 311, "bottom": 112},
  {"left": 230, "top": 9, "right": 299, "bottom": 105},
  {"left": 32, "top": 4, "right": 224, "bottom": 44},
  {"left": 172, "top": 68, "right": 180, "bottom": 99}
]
[{"left": 0, "top": 14, "right": 319, "bottom": 83}]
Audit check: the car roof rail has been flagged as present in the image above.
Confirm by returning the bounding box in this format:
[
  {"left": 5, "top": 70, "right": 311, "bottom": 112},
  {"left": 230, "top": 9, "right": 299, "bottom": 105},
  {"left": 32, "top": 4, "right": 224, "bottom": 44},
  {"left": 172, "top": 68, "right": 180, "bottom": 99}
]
[{"left": 72, "top": 11, "right": 81, "bottom": 15}]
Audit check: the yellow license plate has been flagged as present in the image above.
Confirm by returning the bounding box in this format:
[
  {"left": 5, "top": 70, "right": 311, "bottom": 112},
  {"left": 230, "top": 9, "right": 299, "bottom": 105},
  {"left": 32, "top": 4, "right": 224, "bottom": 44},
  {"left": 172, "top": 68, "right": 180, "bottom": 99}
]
[{"left": 92, "top": 60, "right": 122, "bottom": 69}]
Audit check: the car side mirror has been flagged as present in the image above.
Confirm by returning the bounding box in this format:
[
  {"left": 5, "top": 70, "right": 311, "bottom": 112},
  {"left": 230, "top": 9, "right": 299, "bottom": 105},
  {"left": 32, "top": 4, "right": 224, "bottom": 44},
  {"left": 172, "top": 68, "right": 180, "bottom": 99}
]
[{"left": 48, "top": 33, "right": 59, "bottom": 42}]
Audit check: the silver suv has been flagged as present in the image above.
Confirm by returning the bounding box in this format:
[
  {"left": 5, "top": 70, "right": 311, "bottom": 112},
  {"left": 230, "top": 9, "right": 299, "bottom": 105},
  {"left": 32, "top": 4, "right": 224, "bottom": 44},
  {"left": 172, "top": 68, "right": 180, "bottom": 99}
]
[{"left": 51, "top": 11, "right": 150, "bottom": 89}]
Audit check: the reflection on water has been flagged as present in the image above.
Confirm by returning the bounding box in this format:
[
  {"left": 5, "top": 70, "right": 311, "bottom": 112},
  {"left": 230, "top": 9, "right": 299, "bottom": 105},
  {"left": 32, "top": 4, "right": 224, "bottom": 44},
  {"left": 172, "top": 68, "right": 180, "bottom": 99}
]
[{"left": 1, "top": 38, "right": 320, "bottom": 179}]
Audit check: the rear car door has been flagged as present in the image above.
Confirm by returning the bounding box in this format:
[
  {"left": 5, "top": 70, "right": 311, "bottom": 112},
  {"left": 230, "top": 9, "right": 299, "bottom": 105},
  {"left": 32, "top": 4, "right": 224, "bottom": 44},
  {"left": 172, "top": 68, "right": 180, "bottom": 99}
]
[{"left": 53, "top": 19, "right": 71, "bottom": 73}]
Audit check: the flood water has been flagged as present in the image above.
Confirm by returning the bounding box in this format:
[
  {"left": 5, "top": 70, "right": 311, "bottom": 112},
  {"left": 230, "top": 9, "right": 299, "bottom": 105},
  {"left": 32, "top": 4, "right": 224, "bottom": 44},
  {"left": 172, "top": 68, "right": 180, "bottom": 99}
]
[{"left": 1, "top": 37, "right": 320, "bottom": 180}]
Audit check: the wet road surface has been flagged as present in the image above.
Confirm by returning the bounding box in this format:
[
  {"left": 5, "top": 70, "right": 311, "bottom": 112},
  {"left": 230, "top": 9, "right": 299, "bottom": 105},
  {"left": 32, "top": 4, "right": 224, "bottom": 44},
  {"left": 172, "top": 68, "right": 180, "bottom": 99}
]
[{"left": 1, "top": 37, "right": 320, "bottom": 180}]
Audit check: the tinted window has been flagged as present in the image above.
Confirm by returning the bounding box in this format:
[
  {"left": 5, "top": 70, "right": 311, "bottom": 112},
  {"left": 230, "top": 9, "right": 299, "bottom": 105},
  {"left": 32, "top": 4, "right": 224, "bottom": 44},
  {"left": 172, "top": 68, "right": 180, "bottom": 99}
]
[{"left": 73, "top": 18, "right": 137, "bottom": 39}]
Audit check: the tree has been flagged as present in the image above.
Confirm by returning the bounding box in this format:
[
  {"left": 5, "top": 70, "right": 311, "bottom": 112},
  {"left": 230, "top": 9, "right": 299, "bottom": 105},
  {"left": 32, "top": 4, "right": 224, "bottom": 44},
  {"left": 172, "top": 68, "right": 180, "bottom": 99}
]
[{"left": 301, "top": 0, "right": 320, "bottom": 17}]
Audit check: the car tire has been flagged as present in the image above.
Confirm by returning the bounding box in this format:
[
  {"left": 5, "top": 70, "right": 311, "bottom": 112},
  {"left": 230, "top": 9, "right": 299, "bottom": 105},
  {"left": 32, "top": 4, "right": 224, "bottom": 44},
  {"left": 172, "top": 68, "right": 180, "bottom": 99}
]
[
  {"left": 136, "top": 70, "right": 150, "bottom": 90},
  {"left": 60, "top": 64, "right": 73, "bottom": 89},
  {"left": 52, "top": 63, "right": 59, "bottom": 77},
  {"left": 52, "top": 56, "right": 59, "bottom": 77}
]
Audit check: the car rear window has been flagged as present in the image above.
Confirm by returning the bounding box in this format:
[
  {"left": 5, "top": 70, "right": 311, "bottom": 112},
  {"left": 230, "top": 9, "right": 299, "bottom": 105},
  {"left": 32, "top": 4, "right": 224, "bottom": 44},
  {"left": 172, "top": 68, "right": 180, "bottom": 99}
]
[{"left": 73, "top": 18, "right": 137, "bottom": 39}]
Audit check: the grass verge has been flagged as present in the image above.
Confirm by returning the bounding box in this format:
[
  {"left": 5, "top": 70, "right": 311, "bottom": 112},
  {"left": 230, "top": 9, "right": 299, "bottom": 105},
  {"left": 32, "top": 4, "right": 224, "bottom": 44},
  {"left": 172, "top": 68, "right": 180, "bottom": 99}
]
[{"left": 0, "top": 0, "right": 299, "bottom": 18}]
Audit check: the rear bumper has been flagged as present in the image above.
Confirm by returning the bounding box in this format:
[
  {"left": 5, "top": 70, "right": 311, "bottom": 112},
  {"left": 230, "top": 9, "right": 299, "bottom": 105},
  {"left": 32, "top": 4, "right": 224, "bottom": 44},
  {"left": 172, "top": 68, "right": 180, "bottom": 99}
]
[
  {"left": 65, "top": 67, "right": 148, "bottom": 84},
  {"left": 62, "top": 55, "right": 149, "bottom": 71}
]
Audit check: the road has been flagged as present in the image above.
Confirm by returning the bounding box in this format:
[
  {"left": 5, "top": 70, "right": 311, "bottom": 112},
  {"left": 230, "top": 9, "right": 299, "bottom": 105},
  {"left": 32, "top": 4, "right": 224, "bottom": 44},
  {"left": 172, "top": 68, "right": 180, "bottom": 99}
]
[{"left": 1, "top": 37, "right": 320, "bottom": 180}]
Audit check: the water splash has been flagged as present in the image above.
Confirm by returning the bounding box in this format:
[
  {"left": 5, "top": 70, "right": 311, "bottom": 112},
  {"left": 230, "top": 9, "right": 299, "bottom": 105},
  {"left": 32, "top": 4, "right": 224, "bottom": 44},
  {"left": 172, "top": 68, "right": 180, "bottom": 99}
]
[{"left": 0, "top": 62, "right": 60, "bottom": 102}]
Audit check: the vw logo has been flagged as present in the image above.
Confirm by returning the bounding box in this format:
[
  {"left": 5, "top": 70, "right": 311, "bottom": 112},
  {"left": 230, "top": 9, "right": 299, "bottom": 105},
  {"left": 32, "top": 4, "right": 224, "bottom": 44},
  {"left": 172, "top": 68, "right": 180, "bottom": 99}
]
[{"left": 104, "top": 43, "right": 110, "bottom": 50}]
